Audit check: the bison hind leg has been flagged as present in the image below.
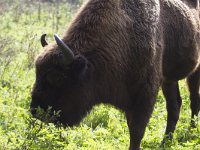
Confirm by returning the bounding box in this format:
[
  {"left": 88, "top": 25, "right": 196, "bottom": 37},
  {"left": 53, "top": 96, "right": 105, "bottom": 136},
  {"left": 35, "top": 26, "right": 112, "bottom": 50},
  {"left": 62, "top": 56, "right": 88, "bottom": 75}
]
[
  {"left": 187, "top": 67, "right": 200, "bottom": 128},
  {"left": 162, "top": 80, "right": 182, "bottom": 141}
]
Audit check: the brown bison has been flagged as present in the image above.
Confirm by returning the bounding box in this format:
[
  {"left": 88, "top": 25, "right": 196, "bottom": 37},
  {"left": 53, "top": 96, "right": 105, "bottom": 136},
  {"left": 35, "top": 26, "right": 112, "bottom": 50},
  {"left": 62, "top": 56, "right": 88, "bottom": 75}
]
[{"left": 30, "top": 0, "right": 200, "bottom": 149}]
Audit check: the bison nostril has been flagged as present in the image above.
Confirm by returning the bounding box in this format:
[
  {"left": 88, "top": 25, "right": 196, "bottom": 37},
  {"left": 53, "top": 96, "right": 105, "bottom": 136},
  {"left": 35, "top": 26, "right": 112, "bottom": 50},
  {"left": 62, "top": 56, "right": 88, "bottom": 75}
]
[{"left": 30, "top": 108, "right": 36, "bottom": 115}]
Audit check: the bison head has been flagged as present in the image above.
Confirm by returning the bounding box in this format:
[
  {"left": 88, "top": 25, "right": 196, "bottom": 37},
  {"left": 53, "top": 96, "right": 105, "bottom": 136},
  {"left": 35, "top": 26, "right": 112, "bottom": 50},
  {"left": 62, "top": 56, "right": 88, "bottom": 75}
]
[{"left": 30, "top": 34, "right": 94, "bottom": 126}]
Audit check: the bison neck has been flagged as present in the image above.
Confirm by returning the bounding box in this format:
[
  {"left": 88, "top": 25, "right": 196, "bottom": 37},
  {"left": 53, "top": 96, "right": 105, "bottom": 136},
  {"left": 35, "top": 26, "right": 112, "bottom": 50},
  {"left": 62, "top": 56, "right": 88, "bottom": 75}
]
[{"left": 63, "top": 0, "right": 162, "bottom": 110}]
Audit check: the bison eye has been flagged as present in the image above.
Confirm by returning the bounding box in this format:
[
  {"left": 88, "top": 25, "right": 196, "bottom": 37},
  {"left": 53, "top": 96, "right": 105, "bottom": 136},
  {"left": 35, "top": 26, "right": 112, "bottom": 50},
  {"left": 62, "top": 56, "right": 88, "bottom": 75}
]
[{"left": 46, "top": 70, "right": 66, "bottom": 88}]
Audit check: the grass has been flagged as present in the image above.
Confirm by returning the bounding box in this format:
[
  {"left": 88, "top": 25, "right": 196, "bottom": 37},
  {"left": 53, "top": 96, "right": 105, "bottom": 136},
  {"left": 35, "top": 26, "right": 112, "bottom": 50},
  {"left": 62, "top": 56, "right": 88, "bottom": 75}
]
[{"left": 0, "top": 1, "right": 199, "bottom": 149}]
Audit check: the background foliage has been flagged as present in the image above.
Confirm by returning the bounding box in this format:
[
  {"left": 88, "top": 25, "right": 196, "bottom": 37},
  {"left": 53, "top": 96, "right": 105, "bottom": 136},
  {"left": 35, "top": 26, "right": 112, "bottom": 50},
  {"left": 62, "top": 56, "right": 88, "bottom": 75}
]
[{"left": 0, "top": 0, "right": 199, "bottom": 149}]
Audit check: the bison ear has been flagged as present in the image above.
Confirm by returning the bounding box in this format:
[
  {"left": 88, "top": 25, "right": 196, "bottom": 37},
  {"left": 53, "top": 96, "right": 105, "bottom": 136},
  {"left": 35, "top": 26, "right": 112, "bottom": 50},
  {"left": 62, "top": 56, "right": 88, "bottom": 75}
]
[{"left": 71, "top": 55, "right": 88, "bottom": 79}]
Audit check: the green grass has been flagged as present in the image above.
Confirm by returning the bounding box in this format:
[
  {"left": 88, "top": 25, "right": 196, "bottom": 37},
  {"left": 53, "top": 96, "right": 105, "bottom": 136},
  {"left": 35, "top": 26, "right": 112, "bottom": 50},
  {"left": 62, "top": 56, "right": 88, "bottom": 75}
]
[{"left": 0, "top": 1, "right": 199, "bottom": 149}]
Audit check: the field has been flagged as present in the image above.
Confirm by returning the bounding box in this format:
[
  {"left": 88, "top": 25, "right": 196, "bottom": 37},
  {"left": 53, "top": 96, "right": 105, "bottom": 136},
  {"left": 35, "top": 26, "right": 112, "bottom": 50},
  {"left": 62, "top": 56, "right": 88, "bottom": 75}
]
[{"left": 0, "top": 1, "right": 199, "bottom": 149}]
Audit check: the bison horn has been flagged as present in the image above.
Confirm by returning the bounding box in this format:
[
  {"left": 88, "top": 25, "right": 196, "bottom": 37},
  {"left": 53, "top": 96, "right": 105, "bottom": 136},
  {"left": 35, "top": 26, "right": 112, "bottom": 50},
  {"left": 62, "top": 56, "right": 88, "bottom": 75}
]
[
  {"left": 54, "top": 34, "right": 74, "bottom": 64},
  {"left": 41, "top": 34, "right": 48, "bottom": 47}
]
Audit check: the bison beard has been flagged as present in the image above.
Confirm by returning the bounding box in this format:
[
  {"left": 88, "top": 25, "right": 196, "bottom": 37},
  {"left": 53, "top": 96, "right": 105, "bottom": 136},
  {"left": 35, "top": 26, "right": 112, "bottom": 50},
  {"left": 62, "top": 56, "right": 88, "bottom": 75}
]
[{"left": 30, "top": 0, "right": 200, "bottom": 150}]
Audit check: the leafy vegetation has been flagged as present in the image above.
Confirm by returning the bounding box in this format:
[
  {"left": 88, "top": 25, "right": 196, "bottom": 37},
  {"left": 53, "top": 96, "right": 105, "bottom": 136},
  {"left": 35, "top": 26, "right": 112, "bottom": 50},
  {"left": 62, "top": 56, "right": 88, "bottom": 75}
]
[{"left": 0, "top": 1, "right": 199, "bottom": 149}]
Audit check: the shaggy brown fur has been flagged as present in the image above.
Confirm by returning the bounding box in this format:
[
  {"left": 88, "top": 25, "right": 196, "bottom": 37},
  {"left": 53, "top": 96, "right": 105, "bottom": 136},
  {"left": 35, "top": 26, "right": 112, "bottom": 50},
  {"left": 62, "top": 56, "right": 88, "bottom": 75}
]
[{"left": 31, "top": 0, "right": 200, "bottom": 149}]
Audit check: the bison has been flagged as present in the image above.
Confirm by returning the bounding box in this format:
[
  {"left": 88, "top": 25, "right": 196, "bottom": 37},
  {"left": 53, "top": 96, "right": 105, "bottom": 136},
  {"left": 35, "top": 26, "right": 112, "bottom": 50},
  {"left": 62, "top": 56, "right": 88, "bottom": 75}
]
[{"left": 30, "top": 0, "right": 200, "bottom": 149}]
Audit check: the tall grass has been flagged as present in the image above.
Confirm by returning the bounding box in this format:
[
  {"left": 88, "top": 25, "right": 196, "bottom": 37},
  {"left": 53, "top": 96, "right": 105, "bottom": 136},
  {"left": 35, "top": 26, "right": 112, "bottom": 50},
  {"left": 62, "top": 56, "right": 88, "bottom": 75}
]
[{"left": 0, "top": 1, "right": 199, "bottom": 149}]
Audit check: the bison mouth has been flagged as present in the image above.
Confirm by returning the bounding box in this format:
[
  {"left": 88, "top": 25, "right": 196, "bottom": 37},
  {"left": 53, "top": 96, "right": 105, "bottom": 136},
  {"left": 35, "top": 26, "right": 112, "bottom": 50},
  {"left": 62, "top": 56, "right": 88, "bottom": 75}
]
[
  {"left": 30, "top": 107, "right": 82, "bottom": 127},
  {"left": 30, "top": 106, "right": 61, "bottom": 124}
]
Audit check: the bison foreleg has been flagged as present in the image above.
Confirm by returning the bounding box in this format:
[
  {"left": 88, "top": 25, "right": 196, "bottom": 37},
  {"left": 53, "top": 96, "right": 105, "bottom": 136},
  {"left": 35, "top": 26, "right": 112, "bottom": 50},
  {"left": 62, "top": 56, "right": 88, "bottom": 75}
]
[{"left": 126, "top": 93, "right": 156, "bottom": 150}]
